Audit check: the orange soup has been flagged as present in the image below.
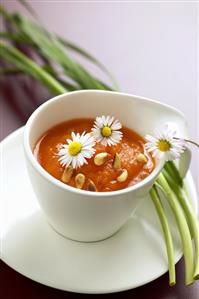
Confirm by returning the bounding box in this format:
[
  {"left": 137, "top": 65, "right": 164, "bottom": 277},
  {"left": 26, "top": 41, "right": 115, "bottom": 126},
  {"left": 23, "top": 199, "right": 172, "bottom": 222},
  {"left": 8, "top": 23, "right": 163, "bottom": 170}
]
[{"left": 34, "top": 118, "right": 155, "bottom": 192}]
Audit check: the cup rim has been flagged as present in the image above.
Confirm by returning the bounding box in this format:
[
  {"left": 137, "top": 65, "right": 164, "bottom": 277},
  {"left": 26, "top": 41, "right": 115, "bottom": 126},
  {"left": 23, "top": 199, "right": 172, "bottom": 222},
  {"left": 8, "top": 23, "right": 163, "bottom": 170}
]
[{"left": 24, "top": 90, "right": 185, "bottom": 198}]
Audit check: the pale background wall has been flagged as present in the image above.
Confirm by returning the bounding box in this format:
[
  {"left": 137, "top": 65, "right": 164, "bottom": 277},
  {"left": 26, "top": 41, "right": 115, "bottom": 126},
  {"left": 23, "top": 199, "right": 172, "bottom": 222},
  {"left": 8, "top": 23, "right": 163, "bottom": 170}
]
[{"left": 3, "top": 0, "right": 198, "bottom": 187}]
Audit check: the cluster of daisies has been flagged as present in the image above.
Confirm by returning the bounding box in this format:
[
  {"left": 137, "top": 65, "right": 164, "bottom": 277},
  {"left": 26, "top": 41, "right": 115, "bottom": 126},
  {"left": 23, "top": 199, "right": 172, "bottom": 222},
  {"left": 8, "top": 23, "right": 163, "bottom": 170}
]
[
  {"left": 58, "top": 115, "right": 186, "bottom": 169},
  {"left": 58, "top": 116, "right": 123, "bottom": 169}
]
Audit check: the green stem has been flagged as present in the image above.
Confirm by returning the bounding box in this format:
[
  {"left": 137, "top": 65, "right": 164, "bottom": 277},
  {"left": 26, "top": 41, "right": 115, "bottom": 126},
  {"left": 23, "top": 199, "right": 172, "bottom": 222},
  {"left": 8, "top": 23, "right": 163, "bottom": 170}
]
[
  {"left": 162, "top": 169, "right": 199, "bottom": 280},
  {"left": 150, "top": 186, "right": 176, "bottom": 286},
  {"left": 173, "top": 137, "right": 199, "bottom": 148},
  {"left": 179, "top": 189, "right": 199, "bottom": 280},
  {"left": 164, "top": 161, "right": 183, "bottom": 187},
  {"left": 157, "top": 173, "right": 194, "bottom": 285},
  {"left": 162, "top": 168, "right": 193, "bottom": 237}
]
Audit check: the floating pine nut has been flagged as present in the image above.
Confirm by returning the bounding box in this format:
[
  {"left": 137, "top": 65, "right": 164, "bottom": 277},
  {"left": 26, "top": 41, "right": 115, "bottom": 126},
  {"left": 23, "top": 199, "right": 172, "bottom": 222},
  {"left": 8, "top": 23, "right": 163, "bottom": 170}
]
[
  {"left": 136, "top": 153, "right": 148, "bottom": 163},
  {"left": 113, "top": 153, "right": 121, "bottom": 169},
  {"left": 87, "top": 179, "right": 97, "bottom": 192},
  {"left": 94, "top": 152, "right": 108, "bottom": 166},
  {"left": 110, "top": 180, "right": 117, "bottom": 184},
  {"left": 75, "top": 173, "right": 86, "bottom": 189},
  {"left": 61, "top": 165, "right": 74, "bottom": 183},
  {"left": 117, "top": 169, "right": 128, "bottom": 182}
]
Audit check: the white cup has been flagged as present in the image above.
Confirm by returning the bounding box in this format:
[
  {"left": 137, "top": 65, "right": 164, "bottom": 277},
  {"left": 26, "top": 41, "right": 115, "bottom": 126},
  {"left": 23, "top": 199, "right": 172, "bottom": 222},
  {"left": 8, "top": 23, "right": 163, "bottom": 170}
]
[{"left": 24, "top": 90, "right": 190, "bottom": 242}]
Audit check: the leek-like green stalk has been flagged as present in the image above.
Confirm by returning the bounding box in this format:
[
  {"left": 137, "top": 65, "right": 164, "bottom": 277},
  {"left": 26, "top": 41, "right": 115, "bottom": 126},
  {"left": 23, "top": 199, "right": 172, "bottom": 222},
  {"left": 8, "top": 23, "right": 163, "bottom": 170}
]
[
  {"left": 157, "top": 173, "right": 194, "bottom": 285},
  {"left": 163, "top": 164, "right": 199, "bottom": 280},
  {"left": 150, "top": 186, "right": 176, "bottom": 286},
  {"left": 164, "top": 161, "right": 183, "bottom": 187}
]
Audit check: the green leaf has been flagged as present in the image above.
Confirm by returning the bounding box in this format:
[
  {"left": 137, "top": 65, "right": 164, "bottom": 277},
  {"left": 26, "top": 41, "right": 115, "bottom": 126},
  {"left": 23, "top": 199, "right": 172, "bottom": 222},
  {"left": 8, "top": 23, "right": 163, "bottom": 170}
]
[
  {"left": 0, "top": 42, "right": 66, "bottom": 95},
  {"left": 0, "top": 7, "right": 116, "bottom": 90},
  {"left": 59, "top": 37, "right": 119, "bottom": 90},
  {"left": 0, "top": 5, "right": 13, "bottom": 22},
  {"left": 0, "top": 32, "right": 27, "bottom": 43},
  {"left": 0, "top": 67, "right": 22, "bottom": 75},
  {"left": 15, "top": 15, "right": 110, "bottom": 90}
]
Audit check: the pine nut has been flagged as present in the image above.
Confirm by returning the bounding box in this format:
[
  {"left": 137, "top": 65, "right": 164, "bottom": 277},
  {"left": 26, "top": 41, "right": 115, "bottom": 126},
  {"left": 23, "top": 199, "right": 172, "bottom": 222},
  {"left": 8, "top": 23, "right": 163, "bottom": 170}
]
[
  {"left": 136, "top": 153, "right": 148, "bottom": 163},
  {"left": 61, "top": 165, "right": 74, "bottom": 183},
  {"left": 87, "top": 179, "right": 97, "bottom": 192},
  {"left": 75, "top": 173, "right": 86, "bottom": 189},
  {"left": 94, "top": 152, "right": 108, "bottom": 166},
  {"left": 113, "top": 153, "right": 121, "bottom": 169},
  {"left": 117, "top": 169, "right": 128, "bottom": 182}
]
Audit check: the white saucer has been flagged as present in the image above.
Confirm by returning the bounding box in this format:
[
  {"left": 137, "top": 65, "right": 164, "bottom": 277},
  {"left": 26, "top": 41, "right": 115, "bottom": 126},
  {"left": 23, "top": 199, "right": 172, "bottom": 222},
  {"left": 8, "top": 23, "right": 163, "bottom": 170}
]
[{"left": 0, "top": 128, "right": 198, "bottom": 294}]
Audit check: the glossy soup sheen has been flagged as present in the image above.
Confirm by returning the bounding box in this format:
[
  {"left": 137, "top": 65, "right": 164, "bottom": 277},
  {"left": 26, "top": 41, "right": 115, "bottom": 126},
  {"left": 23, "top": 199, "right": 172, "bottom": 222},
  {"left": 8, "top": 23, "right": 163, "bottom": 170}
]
[{"left": 34, "top": 118, "right": 155, "bottom": 192}]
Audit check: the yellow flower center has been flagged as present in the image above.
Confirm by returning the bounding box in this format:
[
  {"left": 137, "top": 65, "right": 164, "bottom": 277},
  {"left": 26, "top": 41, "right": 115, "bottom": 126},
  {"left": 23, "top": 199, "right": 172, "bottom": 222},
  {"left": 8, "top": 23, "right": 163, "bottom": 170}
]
[
  {"left": 157, "top": 140, "right": 171, "bottom": 152},
  {"left": 101, "top": 126, "right": 112, "bottom": 137},
  {"left": 68, "top": 141, "right": 82, "bottom": 156}
]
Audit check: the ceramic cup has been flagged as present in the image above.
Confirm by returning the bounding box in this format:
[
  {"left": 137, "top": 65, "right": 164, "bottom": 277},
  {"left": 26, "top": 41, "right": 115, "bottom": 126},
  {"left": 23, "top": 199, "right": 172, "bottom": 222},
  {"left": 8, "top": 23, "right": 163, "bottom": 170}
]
[{"left": 24, "top": 90, "right": 191, "bottom": 242}]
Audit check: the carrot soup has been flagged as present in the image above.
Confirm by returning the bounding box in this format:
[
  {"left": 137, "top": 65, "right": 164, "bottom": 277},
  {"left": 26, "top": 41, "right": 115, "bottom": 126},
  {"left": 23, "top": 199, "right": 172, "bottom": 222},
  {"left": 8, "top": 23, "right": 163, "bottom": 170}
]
[{"left": 34, "top": 117, "right": 155, "bottom": 192}]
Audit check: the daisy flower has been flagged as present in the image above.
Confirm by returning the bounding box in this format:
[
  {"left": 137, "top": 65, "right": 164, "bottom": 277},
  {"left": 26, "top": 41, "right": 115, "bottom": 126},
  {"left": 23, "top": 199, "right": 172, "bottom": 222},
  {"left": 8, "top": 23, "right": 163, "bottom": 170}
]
[
  {"left": 92, "top": 115, "right": 123, "bottom": 146},
  {"left": 58, "top": 132, "right": 96, "bottom": 169},
  {"left": 145, "top": 124, "right": 186, "bottom": 161}
]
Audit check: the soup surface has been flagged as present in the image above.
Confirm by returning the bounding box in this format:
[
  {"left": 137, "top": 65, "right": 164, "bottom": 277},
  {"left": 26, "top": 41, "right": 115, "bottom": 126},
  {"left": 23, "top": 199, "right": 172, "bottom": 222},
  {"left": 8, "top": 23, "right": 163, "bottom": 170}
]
[{"left": 34, "top": 118, "right": 155, "bottom": 192}]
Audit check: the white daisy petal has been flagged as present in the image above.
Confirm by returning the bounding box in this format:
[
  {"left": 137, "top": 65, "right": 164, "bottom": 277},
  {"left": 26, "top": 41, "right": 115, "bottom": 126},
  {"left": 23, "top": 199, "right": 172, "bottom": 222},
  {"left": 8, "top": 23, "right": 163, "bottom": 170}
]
[
  {"left": 101, "top": 138, "right": 108, "bottom": 146},
  {"left": 145, "top": 145, "right": 157, "bottom": 152},
  {"left": 103, "top": 115, "right": 108, "bottom": 123},
  {"left": 107, "top": 116, "right": 114, "bottom": 127},
  {"left": 111, "top": 130, "right": 123, "bottom": 139},
  {"left": 111, "top": 119, "right": 122, "bottom": 130},
  {"left": 67, "top": 139, "right": 73, "bottom": 145},
  {"left": 107, "top": 139, "right": 113, "bottom": 146},
  {"left": 152, "top": 148, "right": 159, "bottom": 157},
  {"left": 145, "top": 135, "right": 157, "bottom": 144},
  {"left": 71, "top": 132, "right": 76, "bottom": 140},
  {"left": 154, "top": 129, "right": 162, "bottom": 140},
  {"left": 71, "top": 157, "right": 77, "bottom": 169},
  {"left": 95, "top": 117, "right": 104, "bottom": 128}
]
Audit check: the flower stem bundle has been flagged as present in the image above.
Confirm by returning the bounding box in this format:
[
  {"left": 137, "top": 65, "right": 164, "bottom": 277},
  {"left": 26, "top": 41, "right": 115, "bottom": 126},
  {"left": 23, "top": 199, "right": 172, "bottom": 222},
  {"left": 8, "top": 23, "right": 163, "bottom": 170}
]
[
  {"left": 162, "top": 164, "right": 199, "bottom": 280},
  {"left": 150, "top": 162, "right": 199, "bottom": 285}
]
